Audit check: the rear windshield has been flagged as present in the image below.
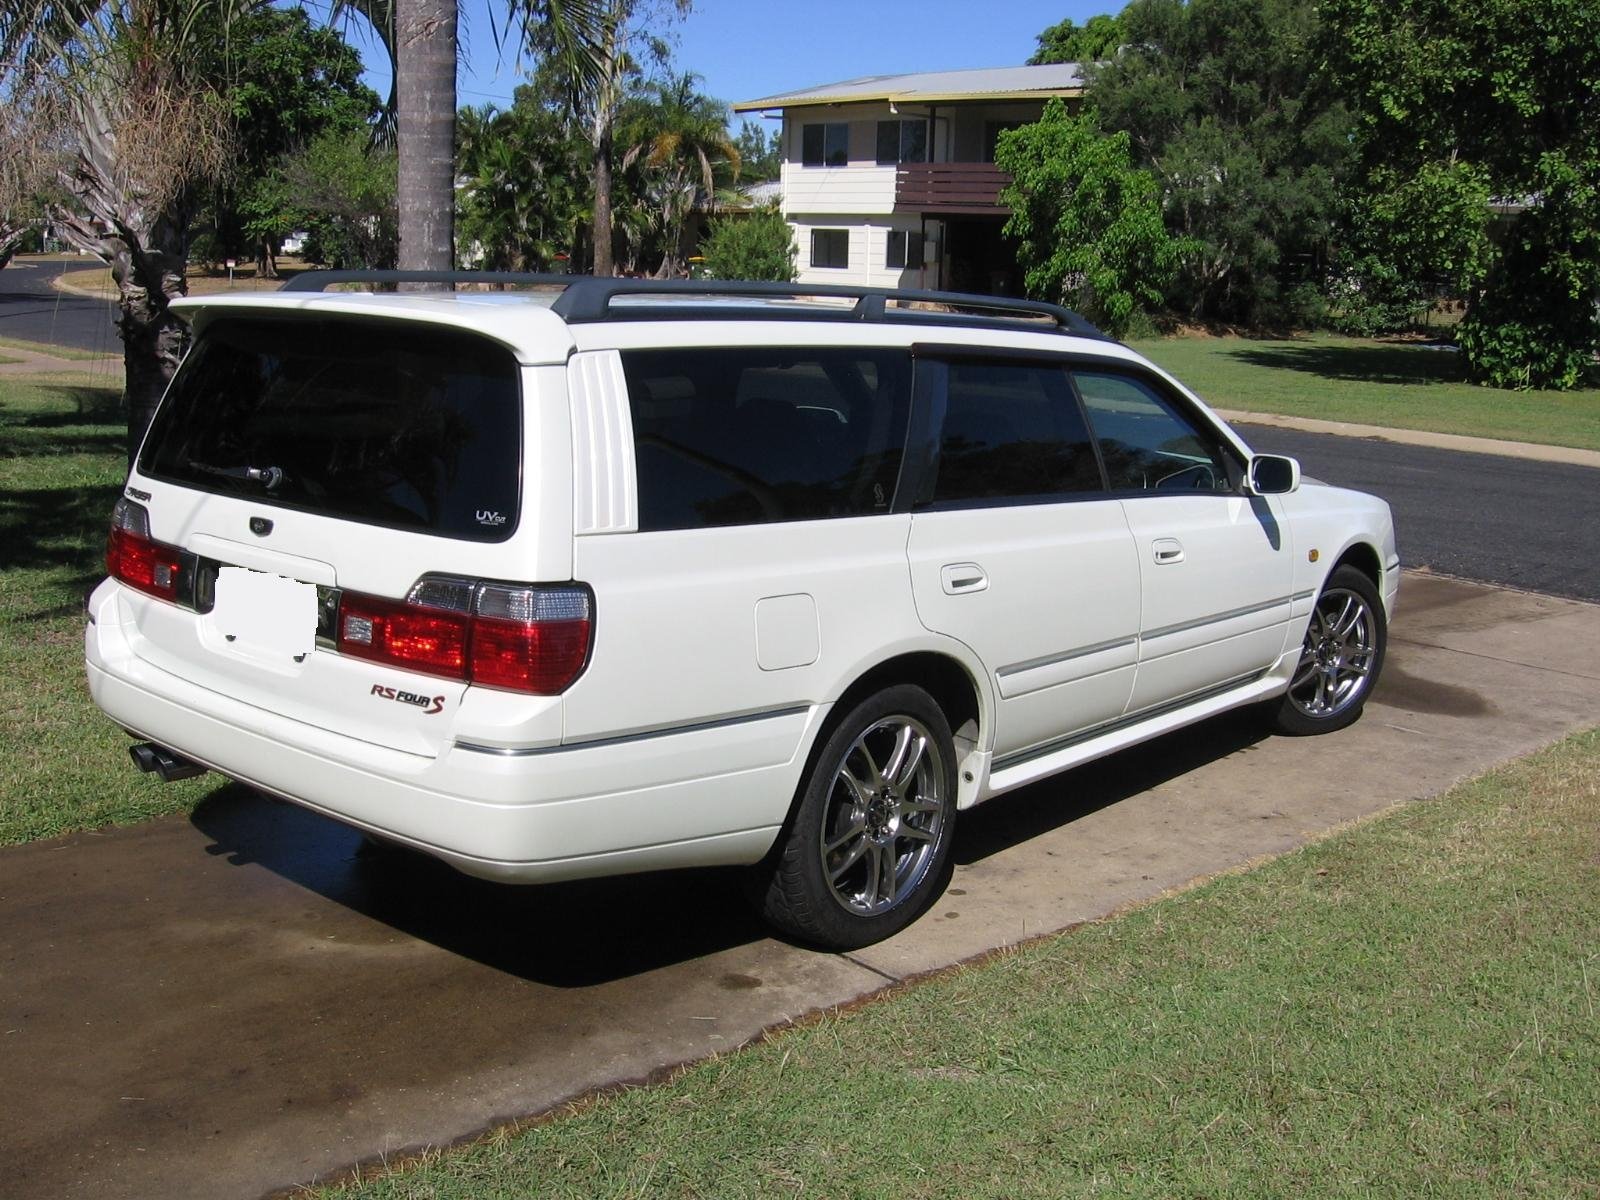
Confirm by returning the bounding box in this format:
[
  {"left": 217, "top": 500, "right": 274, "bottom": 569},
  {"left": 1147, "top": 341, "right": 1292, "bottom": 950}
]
[{"left": 140, "top": 316, "right": 522, "bottom": 541}]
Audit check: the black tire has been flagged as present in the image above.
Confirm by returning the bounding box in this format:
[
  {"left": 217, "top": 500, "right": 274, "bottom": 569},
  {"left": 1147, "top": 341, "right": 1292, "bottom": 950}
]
[
  {"left": 755, "top": 684, "right": 957, "bottom": 950},
  {"left": 1270, "top": 564, "right": 1387, "bottom": 736}
]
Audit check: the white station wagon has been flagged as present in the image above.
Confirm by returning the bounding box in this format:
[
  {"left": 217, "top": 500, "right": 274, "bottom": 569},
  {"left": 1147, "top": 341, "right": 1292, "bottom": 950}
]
[{"left": 86, "top": 275, "right": 1398, "bottom": 948}]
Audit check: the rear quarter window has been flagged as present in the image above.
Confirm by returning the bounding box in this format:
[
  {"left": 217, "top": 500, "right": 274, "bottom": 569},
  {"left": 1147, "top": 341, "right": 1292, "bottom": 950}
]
[
  {"left": 140, "top": 316, "right": 522, "bottom": 541},
  {"left": 621, "top": 347, "right": 912, "bottom": 531}
]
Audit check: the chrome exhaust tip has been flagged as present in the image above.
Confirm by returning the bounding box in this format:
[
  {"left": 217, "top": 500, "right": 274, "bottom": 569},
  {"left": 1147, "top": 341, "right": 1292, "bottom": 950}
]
[{"left": 128, "top": 742, "right": 207, "bottom": 782}]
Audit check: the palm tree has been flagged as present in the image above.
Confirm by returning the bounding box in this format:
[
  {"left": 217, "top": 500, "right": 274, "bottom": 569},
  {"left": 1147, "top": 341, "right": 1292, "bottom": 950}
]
[
  {"left": 1, "top": 0, "right": 260, "bottom": 457},
  {"left": 340, "top": 0, "right": 606, "bottom": 276},
  {"left": 621, "top": 72, "right": 738, "bottom": 277}
]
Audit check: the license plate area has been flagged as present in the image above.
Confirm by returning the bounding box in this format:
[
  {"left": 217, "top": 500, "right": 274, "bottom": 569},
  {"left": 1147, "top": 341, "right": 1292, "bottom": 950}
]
[{"left": 208, "top": 566, "right": 318, "bottom": 661}]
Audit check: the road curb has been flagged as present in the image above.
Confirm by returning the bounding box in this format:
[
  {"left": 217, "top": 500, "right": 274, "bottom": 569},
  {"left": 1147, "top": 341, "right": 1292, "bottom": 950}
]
[{"left": 1219, "top": 408, "right": 1600, "bottom": 469}]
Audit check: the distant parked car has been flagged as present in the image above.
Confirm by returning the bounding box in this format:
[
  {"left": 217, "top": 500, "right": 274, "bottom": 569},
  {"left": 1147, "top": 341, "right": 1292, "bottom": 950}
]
[{"left": 86, "top": 275, "right": 1398, "bottom": 948}]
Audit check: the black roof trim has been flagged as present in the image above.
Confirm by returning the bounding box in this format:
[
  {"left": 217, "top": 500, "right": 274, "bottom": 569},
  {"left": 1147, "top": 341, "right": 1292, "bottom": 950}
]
[{"left": 279, "top": 271, "right": 1107, "bottom": 339}]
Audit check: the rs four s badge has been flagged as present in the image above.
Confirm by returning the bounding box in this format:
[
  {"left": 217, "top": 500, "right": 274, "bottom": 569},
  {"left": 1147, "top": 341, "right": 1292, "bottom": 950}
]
[{"left": 370, "top": 684, "right": 446, "bottom": 715}]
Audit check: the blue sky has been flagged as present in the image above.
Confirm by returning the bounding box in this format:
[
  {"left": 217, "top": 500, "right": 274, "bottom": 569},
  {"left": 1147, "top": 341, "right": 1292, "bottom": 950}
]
[{"left": 348, "top": 0, "right": 1110, "bottom": 120}]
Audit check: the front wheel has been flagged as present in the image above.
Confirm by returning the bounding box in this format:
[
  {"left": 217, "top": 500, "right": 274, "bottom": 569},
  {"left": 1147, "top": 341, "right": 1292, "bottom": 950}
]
[
  {"left": 754, "top": 684, "right": 957, "bottom": 950},
  {"left": 1270, "top": 564, "right": 1387, "bottom": 736}
]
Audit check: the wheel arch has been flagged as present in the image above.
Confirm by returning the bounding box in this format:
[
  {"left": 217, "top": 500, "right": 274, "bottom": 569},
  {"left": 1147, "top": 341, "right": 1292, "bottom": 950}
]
[
  {"left": 830, "top": 651, "right": 984, "bottom": 754},
  {"left": 1332, "top": 539, "right": 1383, "bottom": 591}
]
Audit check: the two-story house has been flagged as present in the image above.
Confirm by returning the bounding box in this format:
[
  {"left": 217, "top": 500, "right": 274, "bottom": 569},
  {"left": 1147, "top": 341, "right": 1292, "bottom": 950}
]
[{"left": 733, "top": 64, "right": 1084, "bottom": 295}]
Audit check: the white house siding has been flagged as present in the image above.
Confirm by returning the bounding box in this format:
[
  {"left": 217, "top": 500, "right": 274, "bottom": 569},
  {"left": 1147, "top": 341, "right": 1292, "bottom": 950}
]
[
  {"left": 791, "top": 216, "right": 931, "bottom": 289},
  {"left": 780, "top": 163, "right": 898, "bottom": 216}
]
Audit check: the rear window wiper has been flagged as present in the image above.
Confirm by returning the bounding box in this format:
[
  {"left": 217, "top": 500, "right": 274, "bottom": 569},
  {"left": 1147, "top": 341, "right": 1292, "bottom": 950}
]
[{"left": 188, "top": 461, "right": 288, "bottom": 490}]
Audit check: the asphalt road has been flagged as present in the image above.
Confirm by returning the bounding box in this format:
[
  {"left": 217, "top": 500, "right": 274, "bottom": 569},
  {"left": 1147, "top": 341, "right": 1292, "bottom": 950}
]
[
  {"left": 0, "top": 258, "right": 121, "bottom": 354},
  {"left": 1238, "top": 422, "right": 1600, "bottom": 604}
]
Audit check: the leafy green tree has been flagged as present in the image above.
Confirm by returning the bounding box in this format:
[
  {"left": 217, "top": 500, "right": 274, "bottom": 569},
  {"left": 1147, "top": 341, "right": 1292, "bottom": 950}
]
[
  {"left": 996, "top": 100, "right": 1184, "bottom": 338},
  {"left": 218, "top": 6, "right": 381, "bottom": 276},
  {"left": 1328, "top": 161, "right": 1491, "bottom": 335},
  {"left": 1321, "top": 0, "right": 1600, "bottom": 388},
  {"left": 456, "top": 72, "right": 591, "bottom": 271},
  {"left": 733, "top": 119, "right": 780, "bottom": 182},
  {"left": 700, "top": 205, "right": 795, "bottom": 281},
  {"left": 1029, "top": 12, "right": 1124, "bottom": 64},
  {"left": 1082, "top": 0, "right": 1353, "bottom": 326},
  {"left": 282, "top": 127, "right": 398, "bottom": 270}
]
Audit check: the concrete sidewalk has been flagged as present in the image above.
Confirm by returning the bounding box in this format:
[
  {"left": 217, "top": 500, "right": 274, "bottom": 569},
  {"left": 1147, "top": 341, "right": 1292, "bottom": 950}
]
[
  {"left": 3, "top": 572, "right": 1598, "bottom": 1200},
  {"left": 1219, "top": 407, "right": 1600, "bottom": 469},
  {"left": 0, "top": 343, "right": 121, "bottom": 376}
]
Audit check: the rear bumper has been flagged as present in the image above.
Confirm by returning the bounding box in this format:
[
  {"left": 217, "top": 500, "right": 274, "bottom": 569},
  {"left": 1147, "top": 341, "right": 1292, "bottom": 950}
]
[{"left": 86, "top": 584, "right": 807, "bottom": 882}]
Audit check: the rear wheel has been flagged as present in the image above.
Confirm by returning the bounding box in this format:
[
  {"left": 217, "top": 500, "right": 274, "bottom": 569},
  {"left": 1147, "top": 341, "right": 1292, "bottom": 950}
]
[
  {"left": 756, "top": 684, "right": 957, "bottom": 950},
  {"left": 1270, "top": 564, "right": 1386, "bottom": 735}
]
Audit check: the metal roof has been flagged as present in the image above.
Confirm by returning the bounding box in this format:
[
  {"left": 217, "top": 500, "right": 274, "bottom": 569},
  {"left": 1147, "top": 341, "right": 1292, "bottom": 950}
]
[{"left": 733, "top": 63, "right": 1085, "bottom": 113}]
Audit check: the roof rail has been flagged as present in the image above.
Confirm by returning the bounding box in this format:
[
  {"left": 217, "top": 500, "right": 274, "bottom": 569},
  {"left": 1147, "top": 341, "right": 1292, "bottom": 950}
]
[
  {"left": 278, "top": 271, "right": 1107, "bottom": 339},
  {"left": 279, "top": 270, "right": 569, "bottom": 293}
]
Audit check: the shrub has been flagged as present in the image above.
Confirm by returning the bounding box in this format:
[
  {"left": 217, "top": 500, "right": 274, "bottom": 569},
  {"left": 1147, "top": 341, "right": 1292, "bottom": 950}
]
[{"left": 699, "top": 206, "right": 796, "bottom": 282}]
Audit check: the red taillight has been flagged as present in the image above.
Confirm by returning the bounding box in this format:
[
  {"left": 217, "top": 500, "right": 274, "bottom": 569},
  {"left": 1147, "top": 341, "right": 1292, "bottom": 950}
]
[
  {"left": 337, "top": 578, "right": 592, "bottom": 695},
  {"left": 106, "top": 500, "right": 184, "bottom": 602},
  {"left": 471, "top": 615, "right": 592, "bottom": 693},
  {"left": 338, "top": 593, "right": 470, "bottom": 678}
]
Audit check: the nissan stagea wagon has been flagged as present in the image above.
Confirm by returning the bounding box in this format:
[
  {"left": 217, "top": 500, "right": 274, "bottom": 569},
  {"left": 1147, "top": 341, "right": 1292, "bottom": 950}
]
[{"left": 85, "top": 275, "right": 1398, "bottom": 949}]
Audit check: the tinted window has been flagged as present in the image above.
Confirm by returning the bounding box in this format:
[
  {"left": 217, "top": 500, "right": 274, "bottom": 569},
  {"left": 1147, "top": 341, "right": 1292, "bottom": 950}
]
[
  {"left": 876, "top": 119, "right": 928, "bottom": 164},
  {"left": 932, "top": 361, "right": 1102, "bottom": 505},
  {"left": 887, "top": 230, "right": 923, "bottom": 270},
  {"left": 802, "top": 122, "right": 849, "bottom": 167},
  {"left": 140, "top": 317, "right": 521, "bottom": 540},
  {"left": 623, "top": 348, "right": 912, "bottom": 531},
  {"left": 1074, "top": 370, "right": 1234, "bottom": 493},
  {"left": 812, "top": 229, "right": 849, "bottom": 269}
]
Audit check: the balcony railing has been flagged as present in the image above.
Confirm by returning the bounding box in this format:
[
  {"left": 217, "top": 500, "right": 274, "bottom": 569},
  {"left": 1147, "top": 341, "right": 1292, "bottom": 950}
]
[{"left": 895, "top": 162, "right": 1012, "bottom": 215}]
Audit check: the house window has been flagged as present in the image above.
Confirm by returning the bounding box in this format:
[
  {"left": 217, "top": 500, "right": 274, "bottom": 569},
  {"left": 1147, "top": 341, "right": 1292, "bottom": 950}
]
[
  {"left": 811, "top": 229, "right": 849, "bottom": 269},
  {"left": 886, "top": 230, "right": 924, "bottom": 270},
  {"left": 876, "top": 119, "right": 929, "bottom": 165},
  {"left": 801, "top": 123, "right": 850, "bottom": 167}
]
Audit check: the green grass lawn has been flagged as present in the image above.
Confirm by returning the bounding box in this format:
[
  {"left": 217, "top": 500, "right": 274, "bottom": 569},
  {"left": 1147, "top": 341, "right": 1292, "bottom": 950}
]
[
  {"left": 1129, "top": 333, "right": 1600, "bottom": 452},
  {"left": 0, "top": 373, "right": 210, "bottom": 844},
  {"left": 319, "top": 729, "right": 1600, "bottom": 1199}
]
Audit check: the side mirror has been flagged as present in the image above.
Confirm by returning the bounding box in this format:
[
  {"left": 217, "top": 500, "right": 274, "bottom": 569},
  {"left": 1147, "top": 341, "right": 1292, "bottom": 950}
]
[{"left": 1246, "top": 454, "right": 1300, "bottom": 495}]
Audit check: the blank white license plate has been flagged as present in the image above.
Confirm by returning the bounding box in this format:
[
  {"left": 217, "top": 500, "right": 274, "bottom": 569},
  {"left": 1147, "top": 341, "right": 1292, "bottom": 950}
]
[{"left": 212, "top": 567, "right": 317, "bottom": 659}]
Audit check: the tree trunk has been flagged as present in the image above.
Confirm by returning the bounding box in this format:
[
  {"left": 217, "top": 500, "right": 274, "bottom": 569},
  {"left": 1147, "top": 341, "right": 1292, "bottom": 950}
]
[
  {"left": 56, "top": 86, "right": 195, "bottom": 463},
  {"left": 591, "top": 126, "right": 614, "bottom": 276},
  {"left": 396, "top": 0, "right": 457, "bottom": 278}
]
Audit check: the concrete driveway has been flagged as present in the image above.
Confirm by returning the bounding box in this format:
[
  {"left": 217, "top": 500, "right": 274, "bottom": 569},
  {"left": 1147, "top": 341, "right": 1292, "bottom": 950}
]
[{"left": 4, "top": 572, "right": 1598, "bottom": 1199}]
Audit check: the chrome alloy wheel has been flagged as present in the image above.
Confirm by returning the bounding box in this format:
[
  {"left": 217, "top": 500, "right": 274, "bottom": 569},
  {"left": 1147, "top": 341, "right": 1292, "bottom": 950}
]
[
  {"left": 1289, "top": 587, "right": 1377, "bottom": 719},
  {"left": 819, "top": 716, "right": 947, "bottom": 917}
]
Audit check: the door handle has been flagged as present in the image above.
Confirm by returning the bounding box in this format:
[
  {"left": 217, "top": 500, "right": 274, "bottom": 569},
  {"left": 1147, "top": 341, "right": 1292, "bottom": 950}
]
[
  {"left": 940, "top": 563, "right": 989, "bottom": 594},
  {"left": 1152, "top": 538, "right": 1185, "bottom": 565}
]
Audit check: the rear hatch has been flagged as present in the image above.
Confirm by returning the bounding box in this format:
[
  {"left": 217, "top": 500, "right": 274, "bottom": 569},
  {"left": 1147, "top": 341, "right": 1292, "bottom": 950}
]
[{"left": 119, "top": 312, "right": 527, "bottom": 756}]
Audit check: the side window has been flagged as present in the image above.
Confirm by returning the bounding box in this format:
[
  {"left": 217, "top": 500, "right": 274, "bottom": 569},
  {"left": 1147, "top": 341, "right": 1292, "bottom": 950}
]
[
  {"left": 886, "top": 230, "right": 923, "bottom": 270},
  {"left": 875, "top": 119, "right": 929, "bottom": 165},
  {"left": 811, "top": 229, "right": 849, "bottom": 269},
  {"left": 801, "top": 122, "right": 850, "bottom": 167},
  {"left": 622, "top": 348, "right": 912, "bottom": 532},
  {"left": 1074, "top": 370, "right": 1236, "bottom": 493},
  {"left": 930, "top": 361, "right": 1103, "bottom": 506}
]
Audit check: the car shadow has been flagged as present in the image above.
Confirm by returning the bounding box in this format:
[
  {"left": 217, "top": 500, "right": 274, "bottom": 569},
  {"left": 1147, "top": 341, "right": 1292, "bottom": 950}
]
[
  {"left": 953, "top": 707, "right": 1271, "bottom": 865},
  {"left": 188, "top": 706, "right": 1275, "bottom": 985},
  {"left": 188, "top": 787, "right": 767, "bottom": 988}
]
